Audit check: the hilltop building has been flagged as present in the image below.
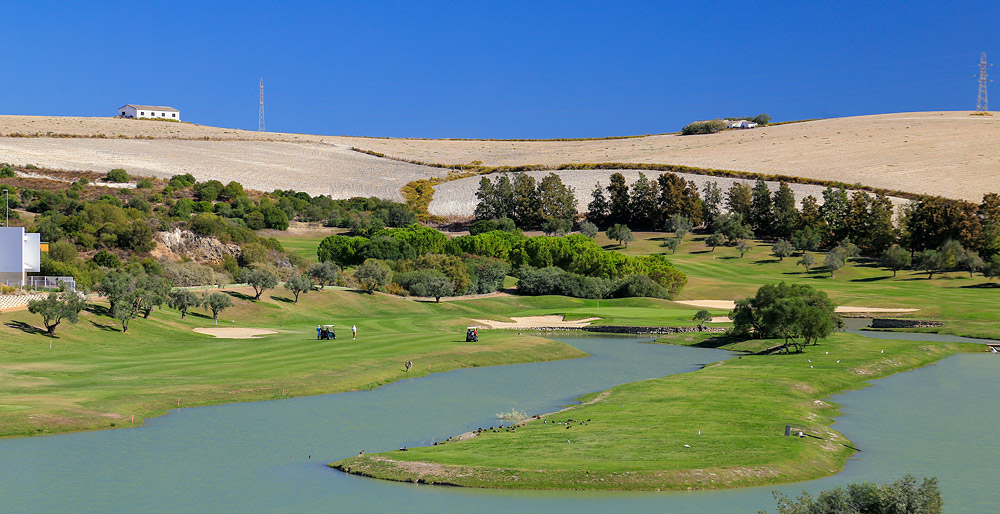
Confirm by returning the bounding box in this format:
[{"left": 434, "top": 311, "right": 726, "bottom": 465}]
[
  {"left": 118, "top": 104, "right": 180, "bottom": 121},
  {"left": 727, "top": 119, "right": 758, "bottom": 129}
]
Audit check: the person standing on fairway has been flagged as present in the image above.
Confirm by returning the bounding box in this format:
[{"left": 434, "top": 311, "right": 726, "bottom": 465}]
[{"left": 352, "top": 324, "right": 357, "bottom": 340}]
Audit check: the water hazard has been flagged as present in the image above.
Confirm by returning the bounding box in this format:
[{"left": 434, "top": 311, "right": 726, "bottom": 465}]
[{"left": 1, "top": 334, "right": 997, "bottom": 513}]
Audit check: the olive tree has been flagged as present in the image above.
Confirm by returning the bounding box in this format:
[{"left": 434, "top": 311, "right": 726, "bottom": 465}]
[
  {"left": 284, "top": 274, "right": 314, "bottom": 303},
  {"left": 692, "top": 310, "right": 712, "bottom": 330},
  {"left": 308, "top": 261, "right": 340, "bottom": 290},
  {"left": 27, "top": 292, "right": 87, "bottom": 336},
  {"left": 606, "top": 224, "right": 635, "bottom": 247},
  {"left": 205, "top": 292, "right": 232, "bottom": 322},
  {"left": 880, "top": 246, "right": 911, "bottom": 277},
  {"left": 239, "top": 268, "right": 278, "bottom": 300},
  {"left": 167, "top": 290, "right": 201, "bottom": 318},
  {"left": 354, "top": 259, "right": 391, "bottom": 294},
  {"left": 772, "top": 239, "right": 793, "bottom": 261}
]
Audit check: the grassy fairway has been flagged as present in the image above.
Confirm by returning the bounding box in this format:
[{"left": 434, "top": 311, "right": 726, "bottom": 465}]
[
  {"left": 596, "top": 232, "right": 1000, "bottom": 338},
  {"left": 0, "top": 289, "right": 640, "bottom": 438},
  {"left": 333, "top": 334, "right": 978, "bottom": 490},
  {"left": 266, "top": 227, "right": 343, "bottom": 263}
]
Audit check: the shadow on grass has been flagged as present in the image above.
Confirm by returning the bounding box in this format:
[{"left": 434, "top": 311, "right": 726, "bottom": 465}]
[
  {"left": 687, "top": 336, "right": 739, "bottom": 349},
  {"left": 86, "top": 304, "right": 110, "bottom": 317},
  {"left": 689, "top": 250, "right": 714, "bottom": 255},
  {"left": 4, "top": 321, "right": 50, "bottom": 337},
  {"left": 89, "top": 319, "right": 120, "bottom": 333},
  {"left": 961, "top": 282, "right": 1000, "bottom": 288},
  {"left": 225, "top": 291, "right": 255, "bottom": 301},
  {"left": 269, "top": 295, "right": 296, "bottom": 304},
  {"left": 752, "top": 258, "right": 781, "bottom": 265},
  {"left": 188, "top": 311, "right": 212, "bottom": 319},
  {"left": 851, "top": 275, "right": 892, "bottom": 282}
]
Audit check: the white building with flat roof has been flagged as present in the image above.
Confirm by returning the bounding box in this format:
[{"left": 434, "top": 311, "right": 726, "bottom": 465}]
[
  {"left": 0, "top": 226, "right": 41, "bottom": 287},
  {"left": 118, "top": 104, "right": 180, "bottom": 121}
]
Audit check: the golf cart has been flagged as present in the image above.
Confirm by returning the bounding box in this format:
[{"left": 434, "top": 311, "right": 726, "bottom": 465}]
[
  {"left": 465, "top": 327, "right": 479, "bottom": 342},
  {"left": 319, "top": 325, "right": 336, "bottom": 340}
]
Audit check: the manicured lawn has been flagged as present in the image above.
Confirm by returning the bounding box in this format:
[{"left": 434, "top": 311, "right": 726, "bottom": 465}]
[
  {"left": 0, "top": 289, "right": 630, "bottom": 438},
  {"left": 597, "top": 232, "right": 1000, "bottom": 338},
  {"left": 333, "top": 333, "right": 977, "bottom": 490},
  {"left": 267, "top": 228, "right": 344, "bottom": 263}
]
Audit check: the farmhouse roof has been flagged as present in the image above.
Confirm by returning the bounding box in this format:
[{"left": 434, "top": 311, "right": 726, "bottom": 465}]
[{"left": 119, "top": 104, "right": 179, "bottom": 112}]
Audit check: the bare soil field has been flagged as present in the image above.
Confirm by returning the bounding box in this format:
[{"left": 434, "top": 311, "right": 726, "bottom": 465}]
[
  {"left": 0, "top": 138, "right": 445, "bottom": 200},
  {"left": 339, "top": 111, "right": 1000, "bottom": 202},
  {"left": 3, "top": 112, "right": 998, "bottom": 203},
  {"left": 428, "top": 169, "right": 910, "bottom": 217}
]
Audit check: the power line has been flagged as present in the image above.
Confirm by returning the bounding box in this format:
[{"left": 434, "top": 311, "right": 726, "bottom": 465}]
[
  {"left": 259, "top": 78, "right": 265, "bottom": 132},
  {"left": 978, "top": 52, "right": 991, "bottom": 112}
]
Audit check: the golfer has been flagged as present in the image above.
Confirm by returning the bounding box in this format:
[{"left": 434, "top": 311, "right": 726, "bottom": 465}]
[
  {"left": 352, "top": 324, "right": 357, "bottom": 340},
  {"left": 316, "top": 325, "right": 321, "bottom": 340}
]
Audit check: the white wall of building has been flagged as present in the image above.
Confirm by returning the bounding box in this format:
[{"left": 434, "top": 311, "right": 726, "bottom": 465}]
[
  {"left": 0, "top": 227, "right": 23, "bottom": 273},
  {"left": 118, "top": 105, "right": 180, "bottom": 120}
]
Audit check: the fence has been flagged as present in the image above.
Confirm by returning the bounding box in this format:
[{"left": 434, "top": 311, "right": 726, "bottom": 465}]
[{"left": 1, "top": 276, "right": 77, "bottom": 291}]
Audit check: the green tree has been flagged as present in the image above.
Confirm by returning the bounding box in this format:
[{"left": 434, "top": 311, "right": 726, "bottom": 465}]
[
  {"left": 48, "top": 240, "right": 78, "bottom": 263},
  {"left": 354, "top": 259, "right": 392, "bottom": 294},
  {"left": 792, "top": 226, "right": 822, "bottom": 253},
  {"left": 317, "top": 235, "right": 366, "bottom": 268},
  {"left": 112, "top": 290, "right": 143, "bottom": 333},
  {"left": 915, "top": 249, "right": 944, "bottom": 279},
  {"left": 736, "top": 239, "right": 751, "bottom": 258},
  {"left": 771, "top": 182, "right": 799, "bottom": 239},
  {"left": 606, "top": 172, "right": 630, "bottom": 226},
  {"left": 578, "top": 220, "right": 598, "bottom": 238},
  {"left": 586, "top": 182, "right": 610, "bottom": 227},
  {"left": 239, "top": 268, "right": 278, "bottom": 300},
  {"left": 725, "top": 182, "right": 753, "bottom": 219},
  {"left": 958, "top": 250, "right": 985, "bottom": 277},
  {"left": 985, "top": 254, "right": 1000, "bottom": 280},
  {"left": 167, "top": 290, "right": 201, "bottom": 319},
  {"left": 628, "top": 173, "right": 659, "bottom": 230},
  {"left": 27, "top": 292, "right": 86, "bottom": 336},
  {"left": 106, "top": 169, "right": 130, "bottom": 183},
  {"left": 765, "top": 475, "right": 942, "bottom": 514},
  {"left": 666, "top": 214, "right": 694, "bottom": 237},
  {"left": 692, "top": 309, "right": 712, "bottom": 330},
  {"left": 749, "top": 178, "right": 774, "bottom": 236},
  {"left": 607, "top": 224, "right": 635, "bottom": 247},
  {"left": 512, "top": 173, "right": 541, "bottom": 228},
  {"left": 473, "top": 177, "right": 497, "bottom": 220},
  {"left": 465, "top": 257, "right": 511, "bottom": 294},
  {"left": 98, "top": 269, "right": 135, "bottom": 313},
  {"left": 135, "top": 275, "right": 172, "bottom": 318},
  {"left": 403, "top": 269, "right": 454, "bottom": 302},
  {"left": 540, "top": 218, "right": 572, "bottom": 236},
  {"left": 706, "top": 232, "right": 723, "bottom": 252},
  {"left": 308, "top": 261, "right": 340, "bottom": 290},
  {"left": 701, "top": 181, "right": 723, "bottom": 226},
  {"left": 204, "top": 292, "right": 232, "bottom": 321},
  {"left": 662, "top": 236, "right": 681, "bottom": 254},
  {"left": 772, "top": 239, "right": 793, "bottom": 260},
  {"left": 880, "top": 246, "right": 911, "bottom": 277},
  {"left": 820, "top": 186, "right": 850, "bottom": 244},
  {"left": 284, "top": 274, "right": 314, "bottom": 303},
  {"left": 731, "top": 282, "right": 839, "bottom": 353},
  {"left": 797, "top": 253, "right": 816, "bottom": 272},
  {"left": 824, "top": 250, "right": 845, "bottom": 277},
  {"left": 537, "top": 173, "right": 577, "bottom": 226}
]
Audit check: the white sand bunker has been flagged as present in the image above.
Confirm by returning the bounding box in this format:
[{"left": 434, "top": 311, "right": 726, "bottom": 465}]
[
  {"left": 675, "top": 300, "right": 919, "bottom": 314},
  {"left": 193, "top": 327, "right": 278, "bottom": 339},
  {"left": 472, "top": 315, "right": 601, "bottom": 329}
]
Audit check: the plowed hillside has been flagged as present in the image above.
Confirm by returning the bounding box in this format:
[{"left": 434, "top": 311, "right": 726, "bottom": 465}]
[
  {"left": 339, "top": 111, "right": 1000, "bottom": 203},
  {"left": 1, "top": 112, "right": 997, "bottom": 202}
]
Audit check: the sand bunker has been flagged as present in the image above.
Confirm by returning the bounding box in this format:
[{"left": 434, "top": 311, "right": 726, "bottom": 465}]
[
  {"left": 675, "top": 300, "right": 919, "bottom": 314},
  {"left": 193, "top": 327, "right": 278, "bottom": 339},
  {"left": 471, "top": 315, "right": 601, "bottom": 329}
]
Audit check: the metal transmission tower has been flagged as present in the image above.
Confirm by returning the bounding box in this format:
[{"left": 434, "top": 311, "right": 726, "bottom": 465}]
[
  {"left": 258, "top": 78, "right": 265, "bottom": 132},
  {"left": 978, "top": 52, "right": 991, "bottom": 112}
]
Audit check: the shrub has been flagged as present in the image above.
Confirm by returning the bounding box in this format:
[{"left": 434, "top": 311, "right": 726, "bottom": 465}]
[
  {"left": 163, "top": 261, "right": 218, "bottom": 287},
  {"left": 169, "top": 173, "right": 196, "bottom": 188},
  {"left": 681, "top": 119, "right": 727, "bottom": 135},
  {"left": 0, "top": 166, "right": 14, "bottom": 178},
  {"left": 354, "top": 259, "right": 392, "bottom": 293},
  {"left": 48, "top": 240, "right": 78, "bottom": 263},
  {"left": 317, "top": 234, "right": 366, "bottom": 268},
  {"left": 106, "top": 169, "right": 130, "bottom": 183},
  {"left": 578, "top": 220, "right": 598, "bottom": 238},
  {"left": 91, "top": 249, "right": 122, "bottom": 268},
  {"left": 136, "top": 178, "right": 154, "bottom": 189}
]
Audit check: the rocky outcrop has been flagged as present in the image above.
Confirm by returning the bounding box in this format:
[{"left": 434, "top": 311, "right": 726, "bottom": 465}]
[
  {"left": 871, "top": 318, "right": 943, "bottom": 329},
  {"left": 152, "top": 228, "right": 241, "bottom": 264}
]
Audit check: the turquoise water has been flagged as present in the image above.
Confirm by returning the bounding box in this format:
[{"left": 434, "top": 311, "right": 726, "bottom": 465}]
[{"left": 0, "top": 335, "right": 996, "bottom": 513}]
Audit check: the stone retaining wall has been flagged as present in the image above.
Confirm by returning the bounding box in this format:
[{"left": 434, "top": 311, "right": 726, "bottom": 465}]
[
  {"left": 582, "top": 325, "right": 727, "bottom": 334},
  {"left": 0, "top": 294, "right": 49, "bottom": 311},
  {"left": 871, "top": 318, "right": 944, "bottom": 329}
]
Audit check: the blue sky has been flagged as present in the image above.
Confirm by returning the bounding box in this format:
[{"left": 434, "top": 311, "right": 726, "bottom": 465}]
[{"left": 3, "top": 1, "right": 998, "bottom": 138}]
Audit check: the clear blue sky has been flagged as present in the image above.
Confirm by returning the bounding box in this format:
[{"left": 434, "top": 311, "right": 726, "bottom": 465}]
[{"left": 4, "top": 1, "right": 998, "bottom": 138}]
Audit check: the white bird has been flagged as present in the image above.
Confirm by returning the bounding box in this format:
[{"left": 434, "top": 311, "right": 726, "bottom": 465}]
[
  {"left": 567, "top": 440, "right": 571, "bottom": 443},
  {"left": 836, "top": 360, "right": 841, "bottom": 363},
  {"left": 808, "top": 359, "right": 811, "bottom": 362},
  {"left": 825, "top": 352, "right": 829, "bottom": 355},
  {"left": 698, "top": 430, "right": 701, "bottom": 435},
  {"left": 810, "top": 366, "right": 814, "bottom": 368},
  {"left": 881, "top": 350, "right": 884, "bottom": 353},
  {"left": 684, "top": 444, "right": 691, "bottom": 448}
]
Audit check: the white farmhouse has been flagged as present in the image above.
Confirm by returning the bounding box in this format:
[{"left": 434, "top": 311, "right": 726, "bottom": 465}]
[
  {"left": 118, "top": 104, "right": 180, "bottom": 121},
  {"left": 0, "top": 226, "right": 41, "bottom": 287},
  {"left": 727, "top": 119, "right": 758, "bottom": 129}
]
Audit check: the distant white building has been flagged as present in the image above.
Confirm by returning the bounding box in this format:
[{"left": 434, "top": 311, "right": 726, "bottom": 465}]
[
  {"left": 118, "top": 104, "right": 180, "bottom": 121},
  {"left": 0, "top": 227, "right": 41, "bottom": 287},
  {"left": 727, "top": 119, "right": 758, "bottom": 129}
]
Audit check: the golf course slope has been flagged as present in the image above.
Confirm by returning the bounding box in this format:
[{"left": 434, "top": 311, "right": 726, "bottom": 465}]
[{"left": 332, "top": 333, "right": 976, "bottom": 490}]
